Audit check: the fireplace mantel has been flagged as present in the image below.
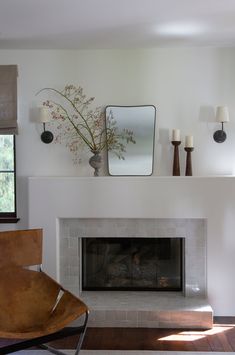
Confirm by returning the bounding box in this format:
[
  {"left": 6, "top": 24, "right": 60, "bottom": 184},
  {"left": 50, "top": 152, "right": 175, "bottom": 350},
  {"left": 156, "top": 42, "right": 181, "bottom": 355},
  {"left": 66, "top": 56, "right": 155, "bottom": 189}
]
[{"left": 29, "top": 176, "right": 235, "bottom": 316}]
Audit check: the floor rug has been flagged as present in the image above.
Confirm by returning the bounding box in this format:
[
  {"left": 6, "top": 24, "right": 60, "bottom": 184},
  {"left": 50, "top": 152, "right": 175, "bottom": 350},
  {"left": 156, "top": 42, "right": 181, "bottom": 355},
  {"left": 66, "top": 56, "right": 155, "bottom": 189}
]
[{"left": 16, "top": 351, "right": 235, "bottom": 354}]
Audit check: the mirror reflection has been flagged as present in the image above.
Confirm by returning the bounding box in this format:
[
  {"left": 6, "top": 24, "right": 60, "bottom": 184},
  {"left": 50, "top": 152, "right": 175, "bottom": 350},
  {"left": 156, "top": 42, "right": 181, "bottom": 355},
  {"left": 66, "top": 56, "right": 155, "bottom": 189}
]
[{"left": 105, "top": 105, "right": 156, "bottom": 176}]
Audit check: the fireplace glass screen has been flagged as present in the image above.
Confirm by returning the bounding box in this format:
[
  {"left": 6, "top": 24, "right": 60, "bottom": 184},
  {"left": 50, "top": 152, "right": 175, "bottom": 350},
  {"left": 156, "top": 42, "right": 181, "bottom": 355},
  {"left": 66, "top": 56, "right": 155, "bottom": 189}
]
[{"left": 82, "top": 238, "right": 183, "bottom": 291}]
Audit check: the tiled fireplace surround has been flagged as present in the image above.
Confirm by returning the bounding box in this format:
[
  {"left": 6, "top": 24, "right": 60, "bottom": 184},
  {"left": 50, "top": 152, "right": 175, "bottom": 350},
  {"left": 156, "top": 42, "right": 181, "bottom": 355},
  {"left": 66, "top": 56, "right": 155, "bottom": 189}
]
[
  {"left": 60, "top": 218, "right": 206, "bottom": 297},
  {"left": 59, "top": 218, "right": 212, "bottom": 328},
  {"left": 28, "top": 176, "right": 234, "bottom": 329}
]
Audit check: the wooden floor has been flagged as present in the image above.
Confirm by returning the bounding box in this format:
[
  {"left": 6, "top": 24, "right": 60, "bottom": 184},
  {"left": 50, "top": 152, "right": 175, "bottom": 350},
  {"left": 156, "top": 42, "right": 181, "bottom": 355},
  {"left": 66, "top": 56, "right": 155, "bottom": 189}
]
[
  {"left": 1, "top": 317, "right": 235, "bottom": 352},
  {"left": 49, "top": 317, "right": 235, "bottom": 352}
]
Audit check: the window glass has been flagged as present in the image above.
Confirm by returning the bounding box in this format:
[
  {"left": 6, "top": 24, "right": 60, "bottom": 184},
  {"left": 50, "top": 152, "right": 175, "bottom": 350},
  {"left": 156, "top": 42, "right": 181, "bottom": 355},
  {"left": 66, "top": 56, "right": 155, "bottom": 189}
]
[
  {"left": 0, "top": 135, "right": 14, "bottom": 170},
  {"left": 0, "top": 135, "right": 15, "bottom": 214},
  {"left": 0, "top": 172, "right": 15, "bottom": 212}
]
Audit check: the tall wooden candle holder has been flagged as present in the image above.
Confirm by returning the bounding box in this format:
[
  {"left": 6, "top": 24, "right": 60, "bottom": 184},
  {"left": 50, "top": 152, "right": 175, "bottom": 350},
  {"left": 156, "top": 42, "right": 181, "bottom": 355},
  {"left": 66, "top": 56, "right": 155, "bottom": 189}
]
[
  {"left": 184, "top": 147, "right": 194, "bottom": 176},
  {"left": 171, "top": 141, "right": 181, "bottom": 176}
]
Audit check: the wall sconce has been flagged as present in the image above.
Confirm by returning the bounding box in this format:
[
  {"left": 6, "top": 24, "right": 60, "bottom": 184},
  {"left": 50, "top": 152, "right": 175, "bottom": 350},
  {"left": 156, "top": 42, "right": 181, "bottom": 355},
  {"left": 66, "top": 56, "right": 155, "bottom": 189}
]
[
  {"left": 213, "top": 106, "right": 229, "bottom": 143},
  {"left": 38, "top": 107, "right": 53, "bottom": 144}
]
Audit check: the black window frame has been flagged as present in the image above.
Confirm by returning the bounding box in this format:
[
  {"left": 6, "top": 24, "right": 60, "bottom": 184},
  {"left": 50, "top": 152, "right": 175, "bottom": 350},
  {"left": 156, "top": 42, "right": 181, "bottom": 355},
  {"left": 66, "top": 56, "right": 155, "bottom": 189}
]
[{"left": 0, "top": 135, "right": 19, "bottom": 223}]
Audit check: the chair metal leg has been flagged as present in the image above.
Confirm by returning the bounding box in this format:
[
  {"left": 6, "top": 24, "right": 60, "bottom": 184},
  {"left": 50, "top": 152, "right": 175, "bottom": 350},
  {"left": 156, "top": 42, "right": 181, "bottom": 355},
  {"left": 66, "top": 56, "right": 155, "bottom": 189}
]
[
  {"left": 40, "top": 311, "right": 89, "bottom": 355},
  {"left": 74, "top": 311, "right": 89, "bottom": 355}
]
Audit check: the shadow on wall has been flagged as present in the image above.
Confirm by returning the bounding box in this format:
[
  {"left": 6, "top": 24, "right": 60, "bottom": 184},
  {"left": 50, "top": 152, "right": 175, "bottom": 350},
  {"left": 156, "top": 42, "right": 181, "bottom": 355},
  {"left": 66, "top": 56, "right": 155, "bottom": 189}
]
[
  {"left": 157, "top": 128, "right": 182, "bottom": 176},
  {"left": 198, "top": 106, "right": 215, "bottom": 123}
]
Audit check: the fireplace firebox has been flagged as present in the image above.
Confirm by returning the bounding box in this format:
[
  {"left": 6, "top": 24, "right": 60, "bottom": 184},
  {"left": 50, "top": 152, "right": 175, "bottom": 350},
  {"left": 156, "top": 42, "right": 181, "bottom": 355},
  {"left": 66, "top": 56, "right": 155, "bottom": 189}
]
[{"left": 82, "top": 237, "right": 183, "bottom": 291}]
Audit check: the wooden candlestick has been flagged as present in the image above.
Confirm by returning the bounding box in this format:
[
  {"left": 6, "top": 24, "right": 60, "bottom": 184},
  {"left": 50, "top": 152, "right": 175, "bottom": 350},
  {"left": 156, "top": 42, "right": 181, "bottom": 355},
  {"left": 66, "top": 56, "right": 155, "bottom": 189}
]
[
  {"left": 171, "top": 141, "right": 181, "bottom": 176},
  {"left": 184, "top": 147, "right": 194, "bottom": 176}
]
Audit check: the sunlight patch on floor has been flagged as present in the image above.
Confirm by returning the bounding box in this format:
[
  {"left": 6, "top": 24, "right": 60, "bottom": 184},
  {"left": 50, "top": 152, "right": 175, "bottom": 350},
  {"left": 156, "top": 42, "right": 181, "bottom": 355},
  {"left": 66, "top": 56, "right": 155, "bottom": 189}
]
[
  {"left": 158, "top": 324, "right": 234, "bottom": 341},
  {"left": 181, "top": 325, "right": 234, "bottom": 336},
  {"left": 158, "top": 334, "right": 205, "bottom": 341}
]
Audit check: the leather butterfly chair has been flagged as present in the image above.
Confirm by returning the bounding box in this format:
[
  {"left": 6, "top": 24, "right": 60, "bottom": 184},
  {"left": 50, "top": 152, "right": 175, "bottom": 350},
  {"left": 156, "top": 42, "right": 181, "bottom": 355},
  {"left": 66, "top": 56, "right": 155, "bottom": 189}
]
[{"left": 0, "top": 229, "right": 89, "bottom": 355}]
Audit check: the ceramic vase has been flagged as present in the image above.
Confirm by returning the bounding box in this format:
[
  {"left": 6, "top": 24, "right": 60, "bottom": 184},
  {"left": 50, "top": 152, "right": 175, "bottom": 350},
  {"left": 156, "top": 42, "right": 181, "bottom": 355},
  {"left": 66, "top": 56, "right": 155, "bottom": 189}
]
[{"left": 89, "top": 150, "right": 102, "bottom": 176}]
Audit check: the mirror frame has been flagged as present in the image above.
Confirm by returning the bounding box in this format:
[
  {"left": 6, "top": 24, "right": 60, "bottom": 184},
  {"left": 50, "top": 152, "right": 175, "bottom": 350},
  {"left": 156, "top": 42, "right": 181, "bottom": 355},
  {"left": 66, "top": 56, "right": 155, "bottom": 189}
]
[{"left": 105, "top": 105, "right": 156, "bottom": 176}]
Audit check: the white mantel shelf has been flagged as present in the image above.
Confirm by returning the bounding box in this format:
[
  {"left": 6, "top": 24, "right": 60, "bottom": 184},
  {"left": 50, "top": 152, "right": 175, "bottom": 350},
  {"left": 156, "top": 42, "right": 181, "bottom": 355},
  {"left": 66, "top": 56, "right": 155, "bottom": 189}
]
[
  {"left": 28, "top": 176, "right": 235, "bottom": 316},
  {"left": 28, "top": 175, "right": 235, "bottom": 179}
]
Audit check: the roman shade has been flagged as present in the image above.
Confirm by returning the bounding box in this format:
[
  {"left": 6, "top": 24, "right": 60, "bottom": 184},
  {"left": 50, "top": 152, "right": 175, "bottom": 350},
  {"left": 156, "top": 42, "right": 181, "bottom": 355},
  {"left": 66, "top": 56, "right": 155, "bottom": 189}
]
[{"left": 0, "top": 65, "right": 18, "bottom": 134}]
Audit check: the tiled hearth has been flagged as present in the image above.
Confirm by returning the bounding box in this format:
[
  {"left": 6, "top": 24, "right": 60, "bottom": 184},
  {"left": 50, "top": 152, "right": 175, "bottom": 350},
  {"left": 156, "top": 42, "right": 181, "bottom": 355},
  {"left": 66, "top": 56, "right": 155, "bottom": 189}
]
[
  {"left": 59, "top": 218, "right": 213, "bottom": 328},
  {"left": 80, "top": 291, "right": 212, "bottom": 328}
]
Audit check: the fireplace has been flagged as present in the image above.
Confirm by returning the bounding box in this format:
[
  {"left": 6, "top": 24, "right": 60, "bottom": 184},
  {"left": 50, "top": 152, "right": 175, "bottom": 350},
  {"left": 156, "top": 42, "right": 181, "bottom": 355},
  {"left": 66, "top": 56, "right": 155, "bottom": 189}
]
[
  {"left": 58, "top": 217, "right": 212, "bottom": 328},
  {"left": 59, "top": 218, "right": 206, "bottom": 298},
  {"left": 28, "top": 176, "right": 213, "bottom": 329},
  {"left": 82, "top": 237, "right": 183, "bottom": 291}
]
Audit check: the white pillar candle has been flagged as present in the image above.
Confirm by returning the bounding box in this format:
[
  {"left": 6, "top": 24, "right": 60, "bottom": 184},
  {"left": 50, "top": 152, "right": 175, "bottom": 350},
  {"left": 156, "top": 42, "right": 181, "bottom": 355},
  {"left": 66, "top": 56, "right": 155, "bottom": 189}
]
[
  {"left": 185, "top": 135, "right": 193, "bottom": 148},
  {"left": 172, "top": 129, "right": 180, "bottom": 141}
]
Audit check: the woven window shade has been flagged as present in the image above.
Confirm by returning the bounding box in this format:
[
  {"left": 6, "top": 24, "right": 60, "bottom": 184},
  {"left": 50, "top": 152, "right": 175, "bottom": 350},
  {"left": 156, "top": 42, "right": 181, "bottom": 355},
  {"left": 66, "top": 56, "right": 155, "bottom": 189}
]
[{"left": 0, "top": 65, "right": 18, "bottom": 134}]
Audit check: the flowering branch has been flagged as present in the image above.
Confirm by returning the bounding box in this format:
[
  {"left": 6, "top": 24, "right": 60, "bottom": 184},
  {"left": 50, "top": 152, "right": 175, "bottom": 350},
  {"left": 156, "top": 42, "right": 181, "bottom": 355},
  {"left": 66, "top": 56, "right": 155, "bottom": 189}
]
[{"left": 37, "top": 84, "right": 136, "bottom": 163}]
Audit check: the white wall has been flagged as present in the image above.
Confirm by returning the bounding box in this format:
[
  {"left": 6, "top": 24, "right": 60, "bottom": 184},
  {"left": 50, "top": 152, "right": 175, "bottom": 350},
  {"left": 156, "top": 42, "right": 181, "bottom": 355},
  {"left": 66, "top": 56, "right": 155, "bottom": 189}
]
[
  {"left": 1, "top": 48, "right": 235, "bottom": 181},
  {"left": 1, "top": 48, "right": 235, "bottom": 315}
]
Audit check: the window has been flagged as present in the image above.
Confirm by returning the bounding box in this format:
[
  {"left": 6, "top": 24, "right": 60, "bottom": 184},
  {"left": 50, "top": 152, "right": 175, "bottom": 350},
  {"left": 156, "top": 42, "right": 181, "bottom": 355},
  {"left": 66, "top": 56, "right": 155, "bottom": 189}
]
[
  {"left": 0, "top": 134, "right": 17, "bottom": 221},
  {"left": 0, "top": 65, "right": 18, "bottom": 222}
]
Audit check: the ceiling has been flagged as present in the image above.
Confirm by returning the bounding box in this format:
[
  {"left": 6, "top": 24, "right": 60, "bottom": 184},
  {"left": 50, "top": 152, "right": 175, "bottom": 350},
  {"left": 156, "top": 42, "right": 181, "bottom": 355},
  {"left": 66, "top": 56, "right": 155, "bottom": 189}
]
[{"left": 1, "top": 0, "right": 235, "bottom": 49}]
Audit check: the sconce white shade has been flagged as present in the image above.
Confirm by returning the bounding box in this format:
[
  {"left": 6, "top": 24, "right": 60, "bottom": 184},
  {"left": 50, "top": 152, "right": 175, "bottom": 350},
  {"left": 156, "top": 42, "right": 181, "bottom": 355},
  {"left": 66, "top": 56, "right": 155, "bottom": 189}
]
[
  {"left": 216, "top": 106, "right": 229, "bottom": 123},
  {"left": 38, "top": 107, "right": 51, "bottom": 123}
]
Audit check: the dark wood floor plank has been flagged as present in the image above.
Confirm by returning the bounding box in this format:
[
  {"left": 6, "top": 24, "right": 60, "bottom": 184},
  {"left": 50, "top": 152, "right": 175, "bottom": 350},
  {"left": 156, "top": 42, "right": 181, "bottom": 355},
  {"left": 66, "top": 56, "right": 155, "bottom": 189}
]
[
  {"left": 217, "top": 332, "right": 234, "bottom": 352},
  {"left": 223, "top": 327, "right": 235, "bottom": 351},
  {"left": 48, "top": 321, "right": 235, "bottom": 351},
  {"left": 193, "top": 337, "right": 212, "bottom": 351},
  {"left": 2, "top": 316, "right": 235, "bottom": 352},
  {"left": 207, "top": 333, "right": 225, "bottom": 352}
]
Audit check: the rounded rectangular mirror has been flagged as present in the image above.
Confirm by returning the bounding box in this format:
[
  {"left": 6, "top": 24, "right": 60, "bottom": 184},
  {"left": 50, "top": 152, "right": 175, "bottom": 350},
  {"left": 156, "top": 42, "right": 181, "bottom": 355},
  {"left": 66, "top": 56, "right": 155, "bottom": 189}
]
[{"left": 105, "top": 105, "right": 156, "bottom": 176}]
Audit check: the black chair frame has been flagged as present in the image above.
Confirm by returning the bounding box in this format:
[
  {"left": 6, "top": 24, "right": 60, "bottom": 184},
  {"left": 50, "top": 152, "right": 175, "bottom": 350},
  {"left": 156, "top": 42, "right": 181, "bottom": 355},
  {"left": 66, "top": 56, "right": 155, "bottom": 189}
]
[{"left": 0, "top": 311, "right": 89, "bottom": 355}]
